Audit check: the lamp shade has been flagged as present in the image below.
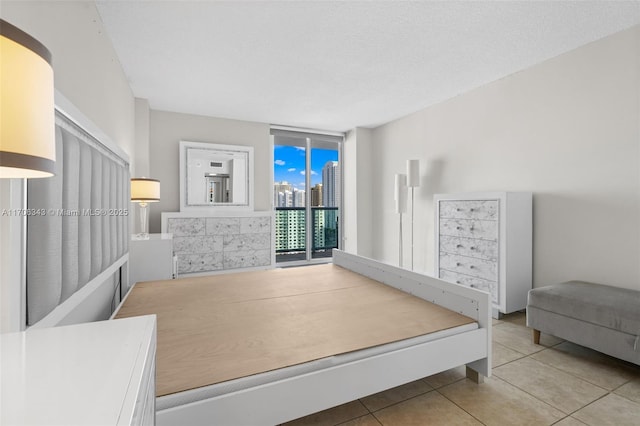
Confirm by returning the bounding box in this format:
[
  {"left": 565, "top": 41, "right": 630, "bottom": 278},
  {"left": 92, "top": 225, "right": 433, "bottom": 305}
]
[
  {"left": 406, "top": 159, "right": 420, "bottom": 187},
  {"left": 394, "top": 173, "right": 407, "bottom": 214},
  {"left": 0, "top": 19, "right": 55, "bottom": 178},
  {"left": 131, "top": 178, "right": 160, "bottom": 202}
]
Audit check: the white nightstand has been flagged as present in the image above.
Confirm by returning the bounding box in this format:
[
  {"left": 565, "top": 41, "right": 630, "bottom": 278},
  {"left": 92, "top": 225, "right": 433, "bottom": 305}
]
[
  {"left": 1, "top": 316, "right": 157, "bottom": 426},
  {"left": 130, "top": 233, "right": 176, "bottom": 285}
]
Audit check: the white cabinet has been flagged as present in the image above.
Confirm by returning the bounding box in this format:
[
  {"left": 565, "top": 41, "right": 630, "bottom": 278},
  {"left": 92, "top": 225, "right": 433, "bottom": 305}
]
[
  {"left": 434, "top": 192, "right": 532, "bottom": 317},
  {"left": 1, "top": 315, "right": 157, "bottom": 426},
  {"left": 162, "top": 213, "right": 273, "bottom": 275},
  {"left": 130, "top": 233, "right": 175, "bottom": 284}
]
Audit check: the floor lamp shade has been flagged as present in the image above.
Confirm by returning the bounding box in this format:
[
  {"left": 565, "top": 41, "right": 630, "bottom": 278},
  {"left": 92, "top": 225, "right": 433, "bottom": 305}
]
[
  {"left": 394, "top": 173, "right": 407, "bottom": 214},
  {"left": 0, "top": 19, "right": 55, "bottom": 178},
  {"left": 406, "top": 159, "right": 420, "bottom": 187}
]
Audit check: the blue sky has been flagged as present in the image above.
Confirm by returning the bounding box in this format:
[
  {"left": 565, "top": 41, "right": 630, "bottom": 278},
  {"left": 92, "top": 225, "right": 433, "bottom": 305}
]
[{"left": 274, "top": 146, "right": 338, "bottom": 189}]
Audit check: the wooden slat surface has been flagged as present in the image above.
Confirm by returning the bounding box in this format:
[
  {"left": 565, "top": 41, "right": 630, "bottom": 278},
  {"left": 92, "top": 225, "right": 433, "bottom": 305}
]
[{"left": 115, "top": 264, "right": 475, "bottom": 397}]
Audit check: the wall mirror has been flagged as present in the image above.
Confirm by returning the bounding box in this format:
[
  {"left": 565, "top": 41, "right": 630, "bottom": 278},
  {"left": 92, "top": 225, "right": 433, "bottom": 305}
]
[{"left": 179, "top": 141, "right": 254, "bottom": 211}]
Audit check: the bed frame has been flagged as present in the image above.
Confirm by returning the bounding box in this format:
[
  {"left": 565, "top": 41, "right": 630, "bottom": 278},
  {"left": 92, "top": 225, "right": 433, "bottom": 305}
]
[{"left": 143, "top": 250, "right": 491, "bottom": 426}]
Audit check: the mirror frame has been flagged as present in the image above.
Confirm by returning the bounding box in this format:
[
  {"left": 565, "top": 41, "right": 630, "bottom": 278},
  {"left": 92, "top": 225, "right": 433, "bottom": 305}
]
[{"left": 179, "top": 140, "right": 254, "bottom": 211}]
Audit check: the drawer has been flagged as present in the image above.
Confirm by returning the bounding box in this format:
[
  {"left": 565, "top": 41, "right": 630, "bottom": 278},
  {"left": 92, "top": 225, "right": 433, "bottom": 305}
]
[
  {"left": 178, "top": 253, "right": 223, "bottom": 273},
  {"left": 439, "top": 218, "right": 498, "bottom": 241},
  {"left": 439, "top": 252, "right": 498, "bottom": 282},
  {"left": 223, "top": 249, "right": 271, "bottom": 269},
  {"left": 439, "top": 235, "right": 498, "bottom": 261},
  {"left": 439, "top": 270, "right": 498, "bottom": 304},
  {"left": 439, "top": 200, "right": 498, "bottom": 220}
]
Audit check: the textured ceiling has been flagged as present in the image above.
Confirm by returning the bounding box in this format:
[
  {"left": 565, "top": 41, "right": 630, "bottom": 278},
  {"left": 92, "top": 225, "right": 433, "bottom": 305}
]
[{"left": 95, "top": 1, "right": 639, "bottom": 132}]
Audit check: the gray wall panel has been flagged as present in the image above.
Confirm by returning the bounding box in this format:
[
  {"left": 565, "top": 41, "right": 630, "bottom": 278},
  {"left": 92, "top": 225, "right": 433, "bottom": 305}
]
[
  {"left": 102, "top": 157, "right": 112, "bottom": 268},
  {"left": 77, "top": 142, "right": 92, "bottom": 287},
  {"left": 26, "top": 127, "right": 64, "bottom": 324},
  {"left": 61, "top": 131, "right": 80, "bottom": 301},
  {"left": 26, "top": 113, "right": 130, "bottom": 326},
  {"left": 90, "top": 148, "right": 103, "bottom": 279},
  {"left": 109, "top": 160, "right": 117, "bottom": 264}
]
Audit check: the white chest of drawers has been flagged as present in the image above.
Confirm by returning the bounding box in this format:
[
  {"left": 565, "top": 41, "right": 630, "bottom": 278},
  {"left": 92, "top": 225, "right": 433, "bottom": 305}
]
[
  {"left": 434, "top": 192, "right": 532, "bottom": 317},
  {"left": 1, "top": 315, "right": 157, "bottom": 426},
  {"left": 162, "top": 212, "right": 273, "bottom": 275}
]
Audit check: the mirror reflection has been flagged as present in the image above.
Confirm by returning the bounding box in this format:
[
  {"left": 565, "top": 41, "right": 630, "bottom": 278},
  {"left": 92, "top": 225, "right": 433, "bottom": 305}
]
[{"left": 180, "top": 141, "right": 253, "bottom": 209}]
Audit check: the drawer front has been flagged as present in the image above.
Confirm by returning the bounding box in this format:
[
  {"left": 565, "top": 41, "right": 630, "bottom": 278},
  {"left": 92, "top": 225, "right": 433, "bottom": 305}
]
[
  {"left": 439, "top": 252, "right": 498, "bottom": 282},
  {"left": 439, "top": 200, "right": 498, "bottom": 220},
  {"left": 439, "top": 235, "right": 498, "bottom": 261},
  {"left": 240, "top": 216, "right": 271, "bottom": 234},
  {"left": 172, "top": 235, "right": 223, "bottom": 254},
  {"left": 439, "top": 270, "right": 498, "bottom": 304},
  {"left": 178, "top": 253, "right": 223, "bottom": 273},
  {"left": 439, "top": 218, "right": 498, "bottom": 241},
  {"left": 167, "top": 218, "right": 206, "bottom": 236},
  {"left": 223, "top": 249, "right": 271, "bottom": 269}
]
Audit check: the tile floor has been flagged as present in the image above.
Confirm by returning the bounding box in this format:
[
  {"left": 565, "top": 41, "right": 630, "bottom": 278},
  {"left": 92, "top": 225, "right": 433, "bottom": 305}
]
[{"left": 282, "top": 312, "right": 640, "bottom": 426}]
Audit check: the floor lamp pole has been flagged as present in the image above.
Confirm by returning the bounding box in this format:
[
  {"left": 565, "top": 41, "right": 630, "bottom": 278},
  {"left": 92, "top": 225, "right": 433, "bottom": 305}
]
[
  {"left": 406, "top": 159, "right": 419, "bottom": 271},
  {"left": 410, "top": 187, "right": 414, "bottom": 271},
  {"left": 395, "top": 172, "right": 407, "bottom": 269},
  {"left": 399, "top": 212, "right": 403, "bottom": 267}
]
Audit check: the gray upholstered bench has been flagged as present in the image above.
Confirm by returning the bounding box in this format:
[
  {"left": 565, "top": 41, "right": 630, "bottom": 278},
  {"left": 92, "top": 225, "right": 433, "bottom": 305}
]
[{"left": 526, "top": 281, "right": 640, "bottom": 366}]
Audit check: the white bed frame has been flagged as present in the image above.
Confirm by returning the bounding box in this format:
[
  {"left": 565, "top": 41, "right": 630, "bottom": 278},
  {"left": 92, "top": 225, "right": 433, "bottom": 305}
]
[{"left": 148, "top": 250, "right": 491, "bottom": 426}]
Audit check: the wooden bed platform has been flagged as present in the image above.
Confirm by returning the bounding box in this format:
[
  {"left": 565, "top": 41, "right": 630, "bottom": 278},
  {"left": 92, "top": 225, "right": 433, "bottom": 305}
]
[
  {"left": 115, "top": 263, "right": 475, "bottom": 396},
  {"left": 113, "top": 250, "right": 491, "bottom": 425}
]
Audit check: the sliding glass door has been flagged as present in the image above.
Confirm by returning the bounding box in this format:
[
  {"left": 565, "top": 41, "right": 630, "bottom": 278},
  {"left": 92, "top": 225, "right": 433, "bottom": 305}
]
[{"left": 272, "top": 129, "right": 342, "bottom": 265}]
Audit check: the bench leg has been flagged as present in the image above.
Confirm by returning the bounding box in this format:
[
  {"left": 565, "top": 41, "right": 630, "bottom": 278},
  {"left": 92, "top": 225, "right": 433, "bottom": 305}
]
[
  {"left": 465, "top": 366, "right": 484, "bottom": 384},
  {"left": 533, "top": 329, "right": 541, "bottom": 345}
]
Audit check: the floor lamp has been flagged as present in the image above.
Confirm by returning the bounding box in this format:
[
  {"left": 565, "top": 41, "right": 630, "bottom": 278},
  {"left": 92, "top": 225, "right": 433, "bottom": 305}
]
[
  {"left": 394, "top": 173, "right": 407, "bottom": 268},
  {"left": 1, "top": 19, "right": 55, "bottom": 178},
  {"left": 406, "top": 160, "right": 420, "bottom": 271}
]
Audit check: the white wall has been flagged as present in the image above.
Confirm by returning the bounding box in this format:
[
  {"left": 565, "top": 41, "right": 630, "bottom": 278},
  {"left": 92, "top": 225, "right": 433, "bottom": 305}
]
[
  {"left": 343, "top": 128, "right": 373, "bottom": 257},
  {"left": 0, "top": 1, "right": 136, "bottom": 331},
  {"left": 148, "top": 110, "right": 271, "bottom": 233},
  {"left": 134, "top": 98, "right": 151, "bottom": 177},
  {"left": 1, "top": 1, "right": 136, "bottom": 158},
  {"left": 370, "top": 25, "right": 640, "bottom": 290}
]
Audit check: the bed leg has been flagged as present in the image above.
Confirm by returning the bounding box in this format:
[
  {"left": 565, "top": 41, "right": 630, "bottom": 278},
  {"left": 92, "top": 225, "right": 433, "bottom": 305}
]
[
  {"left": 533, "top": 329, "right": 541, "bottom": 345},
  {"left": 465, "top": 366, "right": 484, "bottom": 384}
]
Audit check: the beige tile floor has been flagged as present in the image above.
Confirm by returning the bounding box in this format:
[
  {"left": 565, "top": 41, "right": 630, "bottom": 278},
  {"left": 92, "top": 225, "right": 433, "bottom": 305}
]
[{"left": 282, "top": 312, "right": 640, "bottom": 426}]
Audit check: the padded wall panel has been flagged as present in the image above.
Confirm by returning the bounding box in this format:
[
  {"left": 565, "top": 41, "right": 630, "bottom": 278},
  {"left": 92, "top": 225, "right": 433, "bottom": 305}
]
[
  {"left": 77, "top": 142, "right": 92, "bottom": 287},
  {"left": 90, "top": 148, "right": 103, "bottom": 280},
  {"left": 102, "top": 156, "right": 112, "bottom": 269},
  {"left": 27, "top": 127, "right": 64, "bottom": 324},
  {"left": 27, "top": 112, "right": 130, "bottom": 326},
  {"left": 116, "top": 165, "right": 123, "bottom": 257},
  {"left": 109, "top": 161, "right": 117, "bottom": 264},
  {"left": 61, "top": 131, "right": 80, "bottom": 301},
  {"left": 123, "top": 167, "right": 129, "bottom": 255}
]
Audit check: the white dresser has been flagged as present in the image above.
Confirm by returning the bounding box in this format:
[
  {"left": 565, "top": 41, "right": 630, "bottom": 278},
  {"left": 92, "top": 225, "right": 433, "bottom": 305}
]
[
  {"left": 130, "top": 233, "right": 176, "bottom": 284},
  {"left": 1, "top": 315, "right": 157, "bottom": 426},
  {"left": 162, "top": 212, "right": 273, "bottom": 275},
  {"left": 434, "top": 192, "right": 532, "bottom": 317}
]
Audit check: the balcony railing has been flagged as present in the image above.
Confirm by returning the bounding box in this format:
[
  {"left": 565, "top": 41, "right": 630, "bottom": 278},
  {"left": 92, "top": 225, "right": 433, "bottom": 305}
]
[{"left": 275, "top": 207, "right": 339, "bottom": 262}]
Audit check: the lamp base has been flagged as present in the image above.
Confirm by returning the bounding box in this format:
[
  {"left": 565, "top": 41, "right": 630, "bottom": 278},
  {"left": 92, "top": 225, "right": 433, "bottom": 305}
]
[{"left": 137, "top": 202, "right": 149, "bottom": 236}]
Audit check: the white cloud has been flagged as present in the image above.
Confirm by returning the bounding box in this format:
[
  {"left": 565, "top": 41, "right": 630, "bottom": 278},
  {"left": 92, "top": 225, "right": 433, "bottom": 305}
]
[
  {"left": 300, "top": 170, "right": 318, "bottom": 176},
  {"left": 287, "top": 168, "right": 296, "bottom": 172},
  {"left": 274, "top": 159, "right": 285, "bottom": 166}
]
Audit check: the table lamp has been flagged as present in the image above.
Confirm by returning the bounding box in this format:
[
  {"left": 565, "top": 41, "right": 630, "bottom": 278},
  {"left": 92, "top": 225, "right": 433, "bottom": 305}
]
[{"left": 131, "top": 178, "right": 160, "bottom": 238}]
